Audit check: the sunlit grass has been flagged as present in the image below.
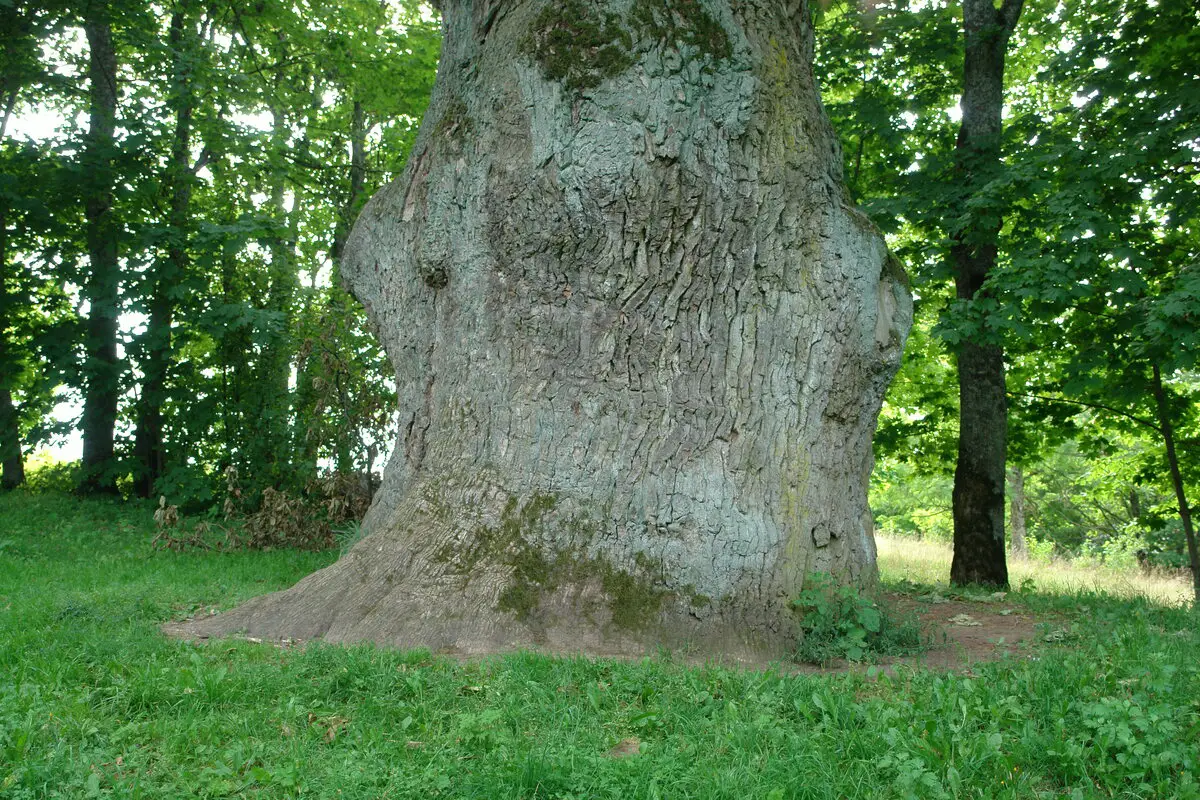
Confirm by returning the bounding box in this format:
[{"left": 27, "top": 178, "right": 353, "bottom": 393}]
[
  {"left": 1, "top": 491, "right": 1197, "bottom": 798},
  {"left": 877, "top": 533, "right": 1194, "bottom": 606}
]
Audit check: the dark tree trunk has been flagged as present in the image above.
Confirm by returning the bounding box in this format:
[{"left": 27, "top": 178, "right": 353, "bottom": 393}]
[
  {"left": 0, "top": 388, "right": 21, "bottom": 490},
  {"left": 294, "top": 100, "right": 370, "bottom": 473},
  {"left": 332, "top": 99, "right": 367, "bottom": 266},
  {"left": 180, "top": 0, "right": 912, "bottom": 659},
  {"left": 134, "top": 6, "right": 194, "bottom": 498},
  {"left": 949, "top": 0, "right": 1023, "bottom": 587},
  {"left": 1151, "top": 365, "right": 1199, "bottom": 602},
  {"left": 0, "top": 191, "right": 25, "bottom": 489},
  {"left": 78, "top": 6, "right": 122, "bottom": 495}
]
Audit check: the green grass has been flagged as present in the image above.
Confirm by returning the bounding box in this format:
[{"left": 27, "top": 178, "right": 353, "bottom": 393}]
[{"left": 1, "top": 491, "right": 1197, "bottom": 798}]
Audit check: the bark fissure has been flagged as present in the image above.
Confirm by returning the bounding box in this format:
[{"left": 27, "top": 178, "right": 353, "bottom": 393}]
[{"left": 183, "top": 0, "right": 911, "bottom": 659}]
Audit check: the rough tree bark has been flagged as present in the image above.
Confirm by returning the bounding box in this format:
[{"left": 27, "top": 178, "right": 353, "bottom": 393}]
[
  {"left": 182, "top": 0, "right": 911, "bottom": 658},
  {"left": 78, "top": 5, "right": 122, "bottom": 495},
  {"left": 949, "top": 0, "right": 1023, "bottom": 587}
]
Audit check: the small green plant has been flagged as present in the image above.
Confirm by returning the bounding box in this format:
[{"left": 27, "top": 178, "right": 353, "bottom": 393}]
[
  {"left": 335, "top": 521, "right": 368, "bottom": 556},
  {"left": 791, "top": 572, "right": 924, "bottom": 664}
]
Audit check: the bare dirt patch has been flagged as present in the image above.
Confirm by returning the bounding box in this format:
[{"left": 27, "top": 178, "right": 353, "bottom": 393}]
[{"left": 878, "top": 592, "right": 1046, "bottom": 672}]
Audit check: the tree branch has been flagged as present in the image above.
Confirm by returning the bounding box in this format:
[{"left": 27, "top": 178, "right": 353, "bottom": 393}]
[
  {"left": 1011, "top": 391, "right": 1161, "bottom": 433},
  {"left": 0, "top": 88, "right": 17, "bottom": 141},
  {"left": 999, "top": 0, "right": 1025, "bottom": 33}
]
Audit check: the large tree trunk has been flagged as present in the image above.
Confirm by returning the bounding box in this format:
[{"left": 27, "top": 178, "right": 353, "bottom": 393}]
[
  {"left": 78, "top": 6, "right": 122, "bottom": 495},
  {"left": 949, "top": 0, "right": 1023, "bottom": 587},
  {"left": 182, "top": 0, "right": 911, "bottom": 659}
]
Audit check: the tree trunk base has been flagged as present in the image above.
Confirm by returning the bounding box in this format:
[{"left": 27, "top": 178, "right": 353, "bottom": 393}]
[{"left": 177, "top": 481, "right": 820, "bottom": 661}]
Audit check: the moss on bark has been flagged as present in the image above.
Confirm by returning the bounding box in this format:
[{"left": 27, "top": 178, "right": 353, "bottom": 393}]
[
  {"left": 524, "top": 0, "right": 635, "bottom": 91},
  {"left": 632, "top": 0, "right": 731, "bottom": 61}
]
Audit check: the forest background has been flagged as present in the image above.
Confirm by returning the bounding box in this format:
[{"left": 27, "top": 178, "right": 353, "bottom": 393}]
[{"left": 0, "top": 0, "right": 1196, "bottom": 578}]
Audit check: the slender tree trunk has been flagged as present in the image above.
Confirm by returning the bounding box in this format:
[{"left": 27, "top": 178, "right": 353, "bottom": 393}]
[
  {"left": 1008, "top": 465, "right": 1027, "bottom": 560},
  {"left": 241, "top": 103, "right": 301, "bottom": 487},
  {"left": 181, "top": 0, "right": 912, "bottom": 659},
  {"left": 0, "top": 388, "right": 22, "bottom": 490},
  {"left": 134, "top": 6, "right": 194, "bottom": 498},
  {"left": 333, "top": 99, "right": 367, "bottom": 266},
  {"left": 0, "top": 208, "right": 21, "bottom": 489},
  {"left": 949, "top": 0, "right": 1024, "bottom": 587},
  {"left": 1150, "top": 364, "right": 1199, "bottom": 602},
  {"left": 0, "top": 190, "right": 25, "bottom": 489},
  {"left": 78, "top": 6, "right": 122, "bottom": 495},
  {"left": 293, "top": 98, "right": 368, "bottom": 474}
]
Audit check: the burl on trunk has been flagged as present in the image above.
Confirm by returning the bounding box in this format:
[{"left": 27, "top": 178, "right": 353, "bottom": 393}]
[{"left": 181, "top": 0, "right": 911, "bottom": 660}]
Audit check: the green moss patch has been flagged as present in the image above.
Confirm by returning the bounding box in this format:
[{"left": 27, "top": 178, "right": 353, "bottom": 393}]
[
  {"left": 434, "top": 98, "right": 473, "bottom": 140},
  {"left": 437, "top": 493, "right": 674, "bottom": 631},
  {"left": 524, "top": 0, "right": 636, "bottom": 92},
  {"left": 523, "top": 0, "right": 733, "bottom": 92}
]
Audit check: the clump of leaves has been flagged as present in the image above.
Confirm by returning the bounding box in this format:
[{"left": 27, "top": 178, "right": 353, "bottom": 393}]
[{"left": 792, "top": 572, "right": 924, "bottom": 664}]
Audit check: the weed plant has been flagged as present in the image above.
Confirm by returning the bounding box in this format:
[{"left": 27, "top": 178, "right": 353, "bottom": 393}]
[
  {"left": 0, "top": 490, "right": 1197, "bottom": 798},
  {"left": 791, "top": 572, "right": 925, "bottom": 664}
]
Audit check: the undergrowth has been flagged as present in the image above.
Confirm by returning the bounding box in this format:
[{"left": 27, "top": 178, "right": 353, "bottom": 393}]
[
  {"left": 151, "top": 467, "right": 374, "bottom": 552},
  {"left": 0, "top": 490, "right": 1197, "bottom": 799},
  {"left": 791, "top": 572, "right": 925, "bottom": 664}
]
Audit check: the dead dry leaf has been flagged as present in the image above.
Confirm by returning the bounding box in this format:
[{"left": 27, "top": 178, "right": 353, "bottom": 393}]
[
  {"left": 606, "top": 737, "right": 641, "bottom": 759},
  {"left": 948, "top": 613, "right": 982, "bottom": 627}
]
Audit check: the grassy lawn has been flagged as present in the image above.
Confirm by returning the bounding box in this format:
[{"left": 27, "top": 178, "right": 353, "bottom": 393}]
[{"left": 1, "top": 492, "right": 1197, "bottom": 799}]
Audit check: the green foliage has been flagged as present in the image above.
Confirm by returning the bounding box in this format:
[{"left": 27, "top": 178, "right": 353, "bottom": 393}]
[
  {"left": 791, "top": 572, "right": 923, "bottom": 664},
  {"left": 871, "top": 458, "right": 954, "bottom": 540},
  {"left": 5, "top": 494, "right": 1198, "bottom": 798},
  {"left": 3, "top": 0, "right": 441, "bottom": 504},
  {"left": 819, "top": 0, "right": 1198, "bottom": 579}
]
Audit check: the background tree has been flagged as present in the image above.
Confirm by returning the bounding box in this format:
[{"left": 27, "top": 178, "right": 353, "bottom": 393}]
[
  {"left": 77, "top": 1, "right": 124, "bottom": 494},
  {"left": 816, "top": 0, "right": 1198, "bottom": 587},
  {"left": 946, "top": 0, "right": 1023, "bottom": 587},
  {"left": 4, "top": 0, "right": 439, "bottom": 506}
]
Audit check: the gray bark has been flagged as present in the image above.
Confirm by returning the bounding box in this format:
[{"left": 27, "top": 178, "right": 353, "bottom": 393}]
[
  {"left": 1008, "top": 466, "right": 1027, "bottom": 560},
  {"left": 183, "top": 0, "right": 911, "bottom": 659}
]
